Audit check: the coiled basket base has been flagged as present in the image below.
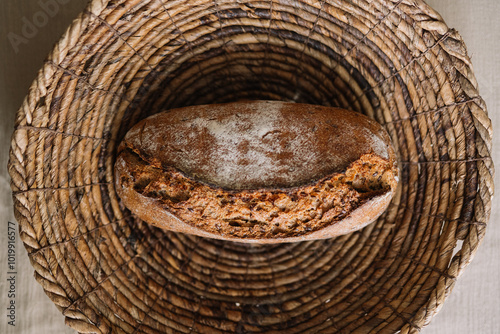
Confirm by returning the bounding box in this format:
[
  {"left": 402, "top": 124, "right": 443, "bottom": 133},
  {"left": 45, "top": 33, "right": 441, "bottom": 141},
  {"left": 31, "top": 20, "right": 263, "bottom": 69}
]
[{"left": 8, "top": 0, "right": 493, "bottom": 333}]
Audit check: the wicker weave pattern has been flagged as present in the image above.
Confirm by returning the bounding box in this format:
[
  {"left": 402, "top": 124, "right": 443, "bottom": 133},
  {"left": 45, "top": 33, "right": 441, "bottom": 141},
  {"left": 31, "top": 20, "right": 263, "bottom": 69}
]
[{"left": 8, "top": 0, "right": 493, "bottom": 333}]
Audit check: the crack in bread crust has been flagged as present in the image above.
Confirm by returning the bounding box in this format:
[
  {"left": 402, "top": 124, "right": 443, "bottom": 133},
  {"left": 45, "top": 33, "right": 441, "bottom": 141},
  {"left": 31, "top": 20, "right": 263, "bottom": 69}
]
[{"left": 119, "top": 149, "right": 397, "bottom": 239}]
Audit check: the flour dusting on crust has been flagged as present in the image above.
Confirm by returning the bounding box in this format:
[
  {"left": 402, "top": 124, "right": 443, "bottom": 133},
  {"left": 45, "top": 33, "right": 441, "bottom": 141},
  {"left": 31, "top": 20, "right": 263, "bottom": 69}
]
[{"left": 123, "top": 101, "right": 392, "bottom": 190}]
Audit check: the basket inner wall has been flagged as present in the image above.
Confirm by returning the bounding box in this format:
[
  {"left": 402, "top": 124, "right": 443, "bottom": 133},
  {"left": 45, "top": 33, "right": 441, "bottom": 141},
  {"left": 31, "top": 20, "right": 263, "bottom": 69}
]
[{"left": 9, "top": 0, "right": 493, "bottom": 333}]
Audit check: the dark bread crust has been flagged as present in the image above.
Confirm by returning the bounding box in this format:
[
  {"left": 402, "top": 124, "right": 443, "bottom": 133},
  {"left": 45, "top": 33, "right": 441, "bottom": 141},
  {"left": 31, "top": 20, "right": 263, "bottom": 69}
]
[
  {"left": 115, "top": 101, "right": 398, "bottom": 242},
  {"left": 120, "top": 101, "right": 393, "bottom": 190}
]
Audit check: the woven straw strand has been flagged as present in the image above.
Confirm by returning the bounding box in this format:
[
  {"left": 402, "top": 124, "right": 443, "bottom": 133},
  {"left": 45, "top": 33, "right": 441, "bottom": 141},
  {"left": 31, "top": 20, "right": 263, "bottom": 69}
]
[{"left": 8, "top": 0, "right": 493, "bottom": 333}]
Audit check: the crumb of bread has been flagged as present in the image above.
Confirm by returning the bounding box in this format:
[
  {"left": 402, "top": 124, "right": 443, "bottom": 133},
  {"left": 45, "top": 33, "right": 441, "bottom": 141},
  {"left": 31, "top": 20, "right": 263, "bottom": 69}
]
[{"left": 121, "top": 150, "right": 397, "bottom": 239}]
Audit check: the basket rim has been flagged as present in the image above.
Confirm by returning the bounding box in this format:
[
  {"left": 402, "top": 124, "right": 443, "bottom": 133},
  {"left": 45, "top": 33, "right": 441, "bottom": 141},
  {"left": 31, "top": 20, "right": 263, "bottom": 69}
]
[{"left": 8, "top": 0, "right": 494, "bottom": 333}]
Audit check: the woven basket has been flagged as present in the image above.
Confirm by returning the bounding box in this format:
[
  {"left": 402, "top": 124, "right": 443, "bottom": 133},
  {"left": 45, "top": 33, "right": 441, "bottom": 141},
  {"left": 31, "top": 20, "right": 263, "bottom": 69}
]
[{"left": 8, "top": 0, "right": 494, "bottom": 333}]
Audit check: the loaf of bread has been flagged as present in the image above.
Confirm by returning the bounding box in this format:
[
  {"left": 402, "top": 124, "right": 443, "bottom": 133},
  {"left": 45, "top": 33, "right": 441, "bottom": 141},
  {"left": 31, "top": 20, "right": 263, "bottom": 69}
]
[{"left": 115, "top": 101, "right": 398, "bottom": 243}]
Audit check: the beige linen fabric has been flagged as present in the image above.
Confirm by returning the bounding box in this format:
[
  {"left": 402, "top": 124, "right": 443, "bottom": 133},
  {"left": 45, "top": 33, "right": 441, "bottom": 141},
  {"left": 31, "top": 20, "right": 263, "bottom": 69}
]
[{"left": 0, "top": 0, "right": 498, "bottom": 333}]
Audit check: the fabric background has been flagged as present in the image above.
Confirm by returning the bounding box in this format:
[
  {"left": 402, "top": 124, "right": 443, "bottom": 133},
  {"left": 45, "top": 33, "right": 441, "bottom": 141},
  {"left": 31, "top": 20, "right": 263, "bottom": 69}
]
[{"left": 0, "top": 1, "right": 498, "bottom": 333}]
